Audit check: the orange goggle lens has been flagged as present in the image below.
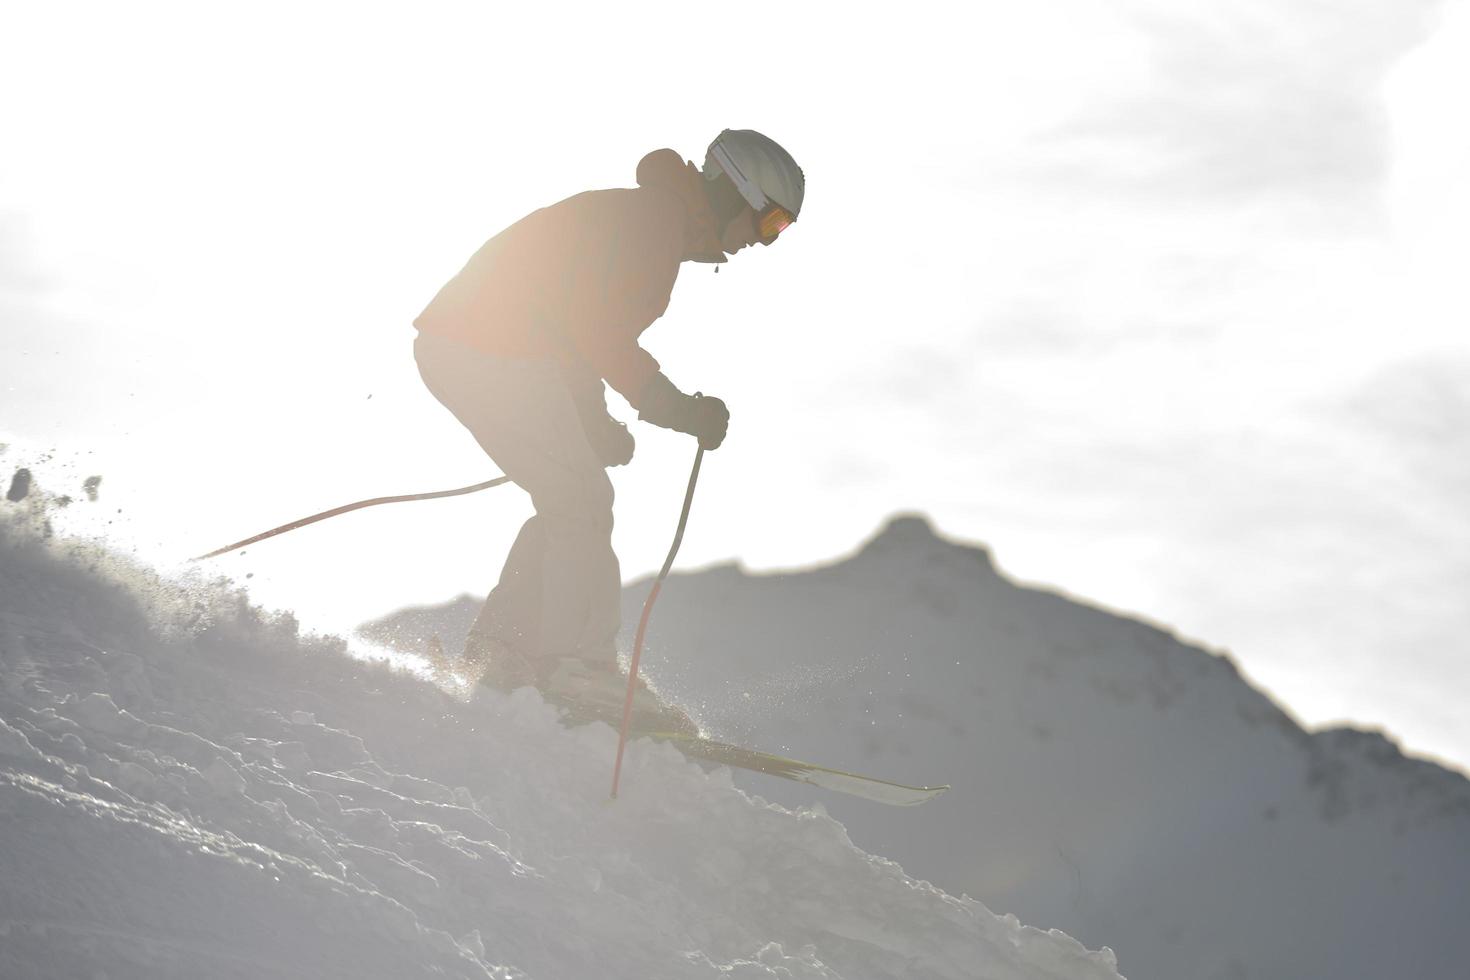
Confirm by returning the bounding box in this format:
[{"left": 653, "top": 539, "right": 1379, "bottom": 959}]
[{"left": 756, "top": 204, "right": 795, "bottom": 244}]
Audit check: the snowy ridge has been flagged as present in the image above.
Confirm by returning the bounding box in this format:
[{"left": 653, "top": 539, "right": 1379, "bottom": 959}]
[
  {"left": 367, "top": 514, "right": 1470, "bottom": 979},
  {"left": 617, "top": 516, "right": 1470, "bottom": 980},
  {"left": 0, "top": 506, "right": 1123, "bottom": 980}
]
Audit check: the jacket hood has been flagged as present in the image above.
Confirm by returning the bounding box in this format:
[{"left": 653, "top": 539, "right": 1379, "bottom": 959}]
[{"left": 636, "top": 148, "right": 726, "bottom": 263}]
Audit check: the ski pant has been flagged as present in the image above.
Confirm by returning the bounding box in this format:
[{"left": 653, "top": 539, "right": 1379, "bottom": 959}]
[{"left": 413, "top": 329, "right": 621, "bottom": 664}]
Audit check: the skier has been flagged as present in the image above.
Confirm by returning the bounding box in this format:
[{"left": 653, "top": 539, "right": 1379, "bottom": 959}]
[{"left": 413, "top": 129, "right": 804, "bottom": 728}]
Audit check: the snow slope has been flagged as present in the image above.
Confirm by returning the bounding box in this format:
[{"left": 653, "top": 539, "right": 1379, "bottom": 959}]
[
  {"left": 368, "top": 515, "right": 1470, "bottom": 980},
  {"left": 0, "top": 502, "right": 1123, "bottom": 979}
]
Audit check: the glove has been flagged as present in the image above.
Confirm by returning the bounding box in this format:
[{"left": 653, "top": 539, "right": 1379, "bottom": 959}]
[
  {"left": 585, "top": 416, "right": 635, "bottom": 467},
  {"left": 563, "top": 370, "right": 635, "bottom": 467},
  {"left": 638, "top": 373, "right": 730, "bottom": 451}
]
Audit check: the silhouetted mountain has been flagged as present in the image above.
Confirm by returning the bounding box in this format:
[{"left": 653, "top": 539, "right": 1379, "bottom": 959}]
[{"left": 363, "top": 513, "right": 1470, "bottom": 980}]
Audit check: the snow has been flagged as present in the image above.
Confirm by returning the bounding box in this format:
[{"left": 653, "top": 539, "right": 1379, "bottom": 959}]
[
  {"left": 368, "top": 513, "right": 1470, "bottom": 980},
  {"left": 628, "top": 517, "right": 1470, "bottom": 980},
  {"left": 0, "top": 501, "right": 1123, "bottom": 979}
]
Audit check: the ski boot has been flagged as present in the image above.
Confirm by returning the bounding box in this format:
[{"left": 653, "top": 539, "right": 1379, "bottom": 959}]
[{"left": 467, "top": 634, "right": 540, "bottom": 692}]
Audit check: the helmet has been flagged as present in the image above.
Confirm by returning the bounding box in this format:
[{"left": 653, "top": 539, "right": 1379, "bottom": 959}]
[{"left": 704, "top": 129, "right": 805, "bottom": 226}]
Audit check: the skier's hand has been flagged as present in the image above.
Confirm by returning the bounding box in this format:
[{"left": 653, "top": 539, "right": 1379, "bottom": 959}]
[
  {"left": 587, "top": 417, "right": 635, "bottom": 467},
  {"left": 690, "top": 395, "right": 729, "bottom": 451},
  {"left": 638, "top": 374, "right": 730, "bottom": 451}
]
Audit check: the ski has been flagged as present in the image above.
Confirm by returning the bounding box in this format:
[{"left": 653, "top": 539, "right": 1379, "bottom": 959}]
[
  {"left": 475, "top": 670, "right": 949, "bottom": 806},
  {"left": 636, "top": 730, "right": 949, "bottom": 807}
]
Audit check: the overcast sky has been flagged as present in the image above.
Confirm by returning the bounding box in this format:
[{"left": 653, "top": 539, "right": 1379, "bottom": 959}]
[{"left": 3, "top": 0, "right": 1467, "bottom": 771}]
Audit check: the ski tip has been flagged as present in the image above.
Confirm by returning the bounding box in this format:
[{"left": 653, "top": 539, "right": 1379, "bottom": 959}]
[
  {"left": 639, "top": 730, "right": 951, "bottom": 806},
  {"left": 899, "top": 784, "right": 950, "bottom": 805}
]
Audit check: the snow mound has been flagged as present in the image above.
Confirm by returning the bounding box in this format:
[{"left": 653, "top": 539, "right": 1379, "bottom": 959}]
[{"left": 0, "top": 510, "right": 1123, "bottom": 979}]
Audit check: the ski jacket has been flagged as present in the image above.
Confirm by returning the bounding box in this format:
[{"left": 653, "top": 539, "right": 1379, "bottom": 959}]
[{"left": 413, "top": 149, "right": 724, "bottom": 410}]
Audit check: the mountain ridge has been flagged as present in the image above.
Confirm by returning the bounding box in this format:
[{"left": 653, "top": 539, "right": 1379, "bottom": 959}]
[{"left": 362, "top": 511, "right": 1469, "bottom": 980}]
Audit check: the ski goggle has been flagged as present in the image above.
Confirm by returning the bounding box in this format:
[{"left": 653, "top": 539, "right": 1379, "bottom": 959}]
[
  {"left": 754, "top": 202, "right": 796, "bottom": 245},
  {"left": 710, "top": 138, "right": 796, "bottom": 245}
]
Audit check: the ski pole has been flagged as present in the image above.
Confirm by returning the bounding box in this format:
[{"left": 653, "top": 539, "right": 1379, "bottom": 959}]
[
  {"left": 191, "top": 476, "right": 511, "bottom": 560},
  {"left": 611, "top": 443, "right": 704, "bottom": 800}
]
